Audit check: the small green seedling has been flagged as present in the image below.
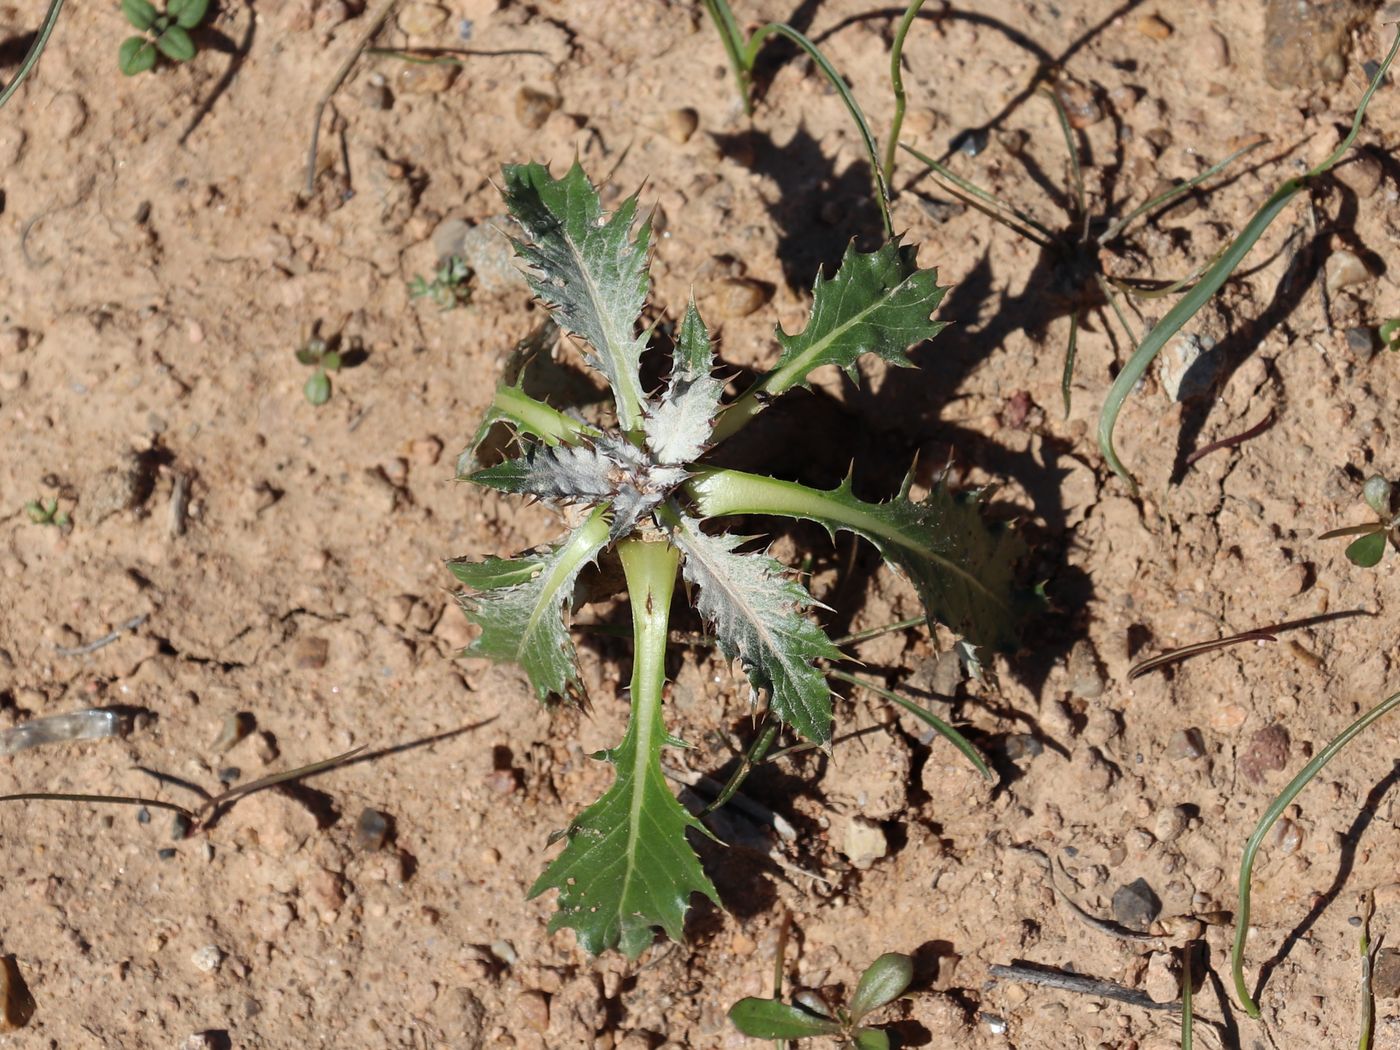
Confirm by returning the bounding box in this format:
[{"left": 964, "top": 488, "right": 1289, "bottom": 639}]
[
  {"left": 1379, "top": 318, "right": 1400, "bottom": 352},
  {"left": 729, "top": 952, "right": 914, "bottom": 1049},
  {"left": 1320, "top": 475, "right": 1396, "bottom": 568},
  {"left": 119, "top": 0, "right": 207, "bottom": 76},
  {"left": 450, "top": 162, "right": 1032, "bottom": 958},
  {"left": 296, "top": 336, "right": 342, "bottom": 406},
  {"left": 24, "top": 498, "right": 68, "bottom": 527},
  {"left": 409, "top": 255, "right": 472, "bottom": 311}
]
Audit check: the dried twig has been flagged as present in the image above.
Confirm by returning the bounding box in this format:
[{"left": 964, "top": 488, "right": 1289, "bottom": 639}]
[
  {"left": 1127, "top": 630, "right": 1276, "bottom": 681},
  {"left": 53, "top": 614, "right": 150, "bottom": 657},
  {"left": 988, "top": 962, "right": 1180, "bottom": 1013},
  {"left": 1185, "top": 410, "right": 1276, "bottom": 467}
]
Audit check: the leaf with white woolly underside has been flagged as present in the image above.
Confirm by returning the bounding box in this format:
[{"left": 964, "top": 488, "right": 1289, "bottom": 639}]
[
  {"left": 668, "top": 513, "right": 839, "bottom": 742},
  {"left": 471, "top": 444, "right": 618, "bottom": 503},
  {"left": 502, "top": 162, "right": 650, "bottom": 429},
  {"left": 528, "top": 709, "right": 718, "bottom": 958},
  {"left": 645, "top": 303, "right": 723, "bottom": 465},
  {"left": 452, "top": 508, "right": 609, "bottom": 700},
  {"left": 763, "top": 240, "right": 946, "bottom": 396}
]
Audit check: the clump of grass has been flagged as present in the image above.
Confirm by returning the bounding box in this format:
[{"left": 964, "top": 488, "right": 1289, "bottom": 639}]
[{"left": 1231, "top": 688, "right": 1400, "bottom": 1017}]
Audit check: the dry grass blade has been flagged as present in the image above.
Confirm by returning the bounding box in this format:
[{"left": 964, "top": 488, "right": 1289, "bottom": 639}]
[{"left": 1128, "top": 630, "right": 1276, "bottom": 680}]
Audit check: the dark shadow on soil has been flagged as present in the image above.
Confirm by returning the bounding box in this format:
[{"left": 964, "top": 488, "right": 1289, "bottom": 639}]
[
  {"left": 181, "top": 3, "right": 257, "bottom": 147},
  {"left": 1253, "top": 760, "right": 1400, "bottom": 1006}
]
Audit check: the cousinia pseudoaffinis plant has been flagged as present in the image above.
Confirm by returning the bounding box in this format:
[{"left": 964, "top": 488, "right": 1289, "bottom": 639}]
[{"left": 449, "top": 161, "right": 1036, "bottom": 958}]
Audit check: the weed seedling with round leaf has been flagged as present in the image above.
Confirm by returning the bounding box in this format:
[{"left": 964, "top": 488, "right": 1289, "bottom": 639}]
[
  {"left": 729, "top": 952, "right": 914, "bottom": 1049},
  {"left": 297, "top": 336, "right": 342, "bottom": 407},
  {"left": 409, "top": 255, "right": 472, "bottom": 311},
  {"left": 119, "top": 0, "right": 207, "bottom": 76},
  {"left": 1379, "top": 318, "right": 1400, "bottom": 352},
  {"left": 1320, "top": 475, "right": 1396, "bottom": 567},
  {"left": 450, "top": 161, "right": 1034, "bottom": 958}
]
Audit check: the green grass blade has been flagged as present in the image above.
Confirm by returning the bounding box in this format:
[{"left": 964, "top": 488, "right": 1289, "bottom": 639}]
[
  {"left": 1182, "top": 941, "right": 1194, "bottom": 1050},
  {"left": 701, "top": 0, "right": 753, "bottom": 113},
  {"left": 884, "top": 0, "right": 927, "bottom": 184},
  {"left": 829, "top": 669, "right": 991, "bottom": 780},
  {"left": 1098, "top": 28, "right": 1400, "bottom": 493},
  {"left": 900, "top": 143, "right": 1055, "bottom": 244},
  {"left": 0, "top": 0, "right": 66, "bottom": 109},
  {"left": 1100, "top": 139, "right": 1265, "bottom": 245},
  {"left": 1061, "top": 310, "right": 1080, "bottom": 419},
  {"left": 1360, "top": 891, "right": 1375, "bottom": 1050},
  {"left": 744, "top": 22, "right": 892, "bottom": 237},
  {"left": 1042, "top": 85, "right": 1085, "bottom": 222},
  {"left": 1232, "top": 688, "right": 1400, "bottom": 1017}
]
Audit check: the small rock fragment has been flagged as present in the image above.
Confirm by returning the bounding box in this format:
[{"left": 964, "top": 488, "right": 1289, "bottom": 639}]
[
  {"left": 515, "top": 86, "right": 560, "bottom": 130},
  {"left": 356, "top": 808, "right": 393, "bottom": 851},
  {"left": 0, "top": 956, "right": 35, "bottom": 1031},
  {"left": 664, "top": 107, "right": 699, "bottom": 144},
  {"left": 716, "top": 277, "right": 771, "bottom": 319},
  {"left": 306, "top": 868, "right": 347, "bottom": 918},
  {"left": 1205, "top": 27, "right": 1231, "bottom": 67},
  {"left": 459, "top": 220, "right": 527, "bottom": 295},
  {"left": 1054, "top": 80, "right": 1102, "bottom": 128},
  {"left": 1373, "top": 948, "right": 1400, "bottom": 998},
  {"left": 1154, "top": 805, "right": 1190, "bottom": 843},
  {"left": 51, "top": 91, "right": 87, "bottom": 140},
  {"left": 1272, "top": 817, "right": 1303, "bottom": 855},
  {"left": 1263, "top": 0, "right": 1368, "bottom": 88},
  {"left": 1066, "top": 639, "right": 1106, "bottom": 699},
  {"left": 1159, "top": 333, "right": 1220, "bottom": 402},
  {"left": 1326, "top": 250, "right": 1371, "bottom": 294},
  {"left": 1135, "top": 13, "right": 1173, "bottom": 39},
  {"left": 397, "top": 2, "right": 448, "bottom": 35},
  {"left": 1238, "top": 724, "right": 1290, "bottom": 784},
  {"left": 0, "top": 328, "right": 28, "bottom": 356},
  {"left": 1346, "top": 326, "right": 1379, "bottom": 359},
  {"left": 516, "top": 989, "right": 550, "bottom": 1033},
  {"left": 0, "top": 370, "right": 26, "bottom": 392},
  {"left": 1336, "top": 154, "right": 1382, "bottom": 198},
  {"left": 190, "top": 945, "right": 223, "bottom": 975},
  {"left": 841, "top": 816, "right": 889, "bottom": 870},
  {"left": 85, "top": 456, "right": 152, "bottom": 523},
  {"left": 1166, "top": 727, "right": 1205, "bottom": 760},
  {"left": 394, "top": 61, "right": 458, "bottom": 95},
  {"left": 292, "top": 636, "right": 329, "bottom": 670},
  {"left": 1111, "top": 878, "right": 1162, "bottom": 931},
  {"left": 1142, "top": 950, "right": 1178, "bottom": 1003}
]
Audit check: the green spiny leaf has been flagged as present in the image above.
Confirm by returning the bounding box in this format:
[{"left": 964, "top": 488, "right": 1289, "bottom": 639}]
[
  {"left": 501, "top": 162, "right": 651, "bottom": 431},
  {"left": 727, "top": 999, "right": 843, "bottom": 1039},
  {"left": 645, "top": 302, "right": 723, "bottom": 466},
  {"left": 448, "top": 554, "right": 543, "bottom": 589},
  {"left": 763, "top": 241, "right": 945, "bottom": 396},
  {"left": 529, "top": 539, "right": 717, "bottom": 958},
  {"left": 453, "top": 506, "right": 610, "bottom": 699},
  {"left": 667, "top": 509, "right": 839, "bottom": 742},
  {"left": 471, "top": 444, "right": 619, "bottom": 503}
]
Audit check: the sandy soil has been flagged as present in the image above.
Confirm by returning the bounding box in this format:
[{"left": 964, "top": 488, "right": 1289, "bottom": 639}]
[{"left": 3, "top": 0, "right": 1400, "bottom": 1047}]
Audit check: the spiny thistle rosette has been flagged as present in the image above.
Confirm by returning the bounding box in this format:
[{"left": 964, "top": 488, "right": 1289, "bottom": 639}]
[{"left": 449, "top": 161, "right": 1033, "bottom": 958}]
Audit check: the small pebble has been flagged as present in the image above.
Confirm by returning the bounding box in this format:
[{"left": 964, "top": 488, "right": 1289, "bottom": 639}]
[
  {"left": 356, "top": 808, "right": 393, "bottom": 851},
  {"left": 293, "top": 636, "right": 329, "bottom": 670},
  {"left": 1346, "top": 326, "right": 1379, "bottom": 359},
  {"left": 515, "top": 86, "right": 560, "bottom": 130},
  {"left": 212, "top": 712, "right": 254, "bottom": 753},
  {"left": 664, "top": 107, "right": 699, "bottom": 144},
  {"left": 397, "top": 2, "right": 448, "bottom": 35},
  {"left": 1142, "top": 950, "right": 1178, "bottom": 1004},
  {"left": 1336, "top": 154, "right": 1382, "bottom": 198},
  {"left": 1373, "top": 948, "right": 1400, "bottom": 998},
  {"left": 1272, "top": 817, "right": 1303, "bottom": 855},
  {"left": 1238, "top": 724, "right": 1290, "bottom": 784},
  {"left": 1326, "top": 249, "right": 1371, "bottom": 294},
  {"left": 1135, "top": 13, "right": 1173, "bottom": 39},
  {"left": 1066, "top": 639, "right": 1105, "bottom": 699},
  {"left": 517, "top": 989, "right": 550, "bottom": 1033},
  {"left": 0, "top": 370, "right": 27, "bottom": 392},
  {"left": 394, "top": 62, "right": 458, "bottom": 95},
  {"left": 0, "top": 328, "right": 28, "bottom": 356},
  {"left": 1054, "top": 80, "right": 1102, "bottom": 128},
  {"left": 716, "top": 277, "right": 771, "bottom": 318},
  {"left": 1111, "top": 877, "right": 1162, "bottom": 931},
  {"left": 841, "top": 816, "right": 889, "bottom": 870},
  {"left": 1153, "top": 805, "right": 1190, "bottom": 843},
  {"left": 0, "top": 956, "right": 36, "bottom": 1031},
  {"left": 1166, "top": 727, "right": 1205, "bottom": 760},
  {"left": 51, "top": 91, "right": 87, "bottom": 140},
  {"left": 949, "top": 128, "right": 988, "bottom": 157},
  {"left": 190, "top": 945, "right": 223, "bottom": 975}
]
